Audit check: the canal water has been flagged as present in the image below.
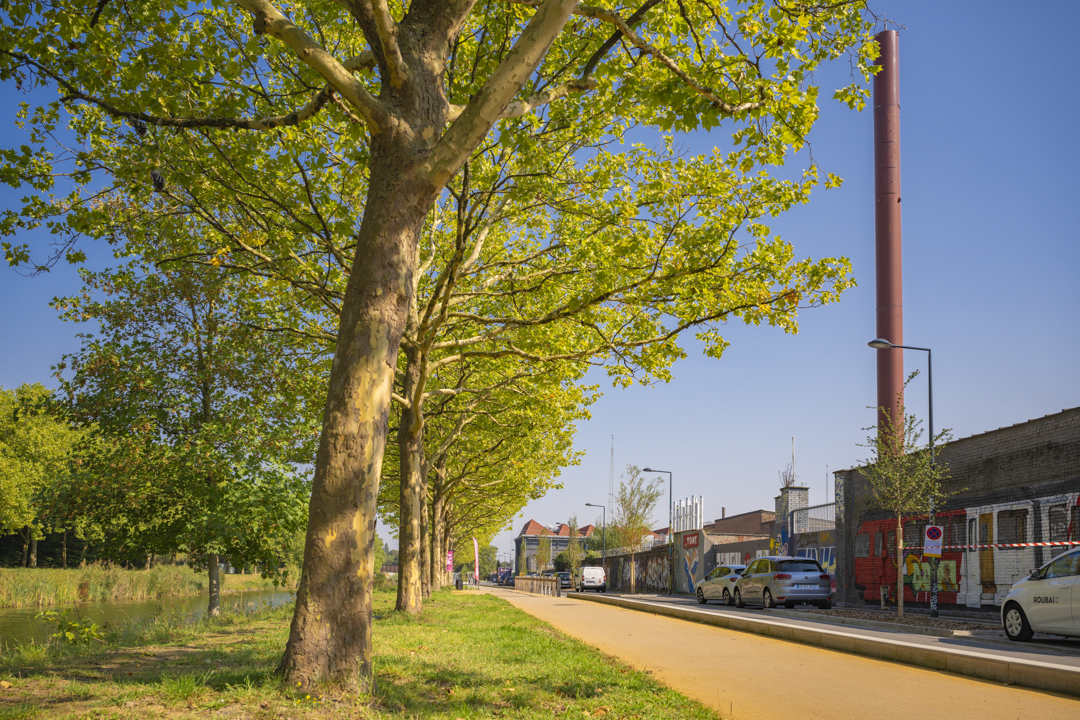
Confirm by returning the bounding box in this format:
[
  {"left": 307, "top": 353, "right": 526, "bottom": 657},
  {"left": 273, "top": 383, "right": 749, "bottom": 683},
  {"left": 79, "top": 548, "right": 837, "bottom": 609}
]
[{"left": 0, "top": 589, "right": 294, "bottom": 646}]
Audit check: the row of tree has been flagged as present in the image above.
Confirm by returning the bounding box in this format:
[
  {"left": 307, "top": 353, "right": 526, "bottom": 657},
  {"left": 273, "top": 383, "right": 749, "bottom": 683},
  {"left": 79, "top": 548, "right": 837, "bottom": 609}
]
[{"left": 2, "top": 0, "right": 882, "bottom": 689}]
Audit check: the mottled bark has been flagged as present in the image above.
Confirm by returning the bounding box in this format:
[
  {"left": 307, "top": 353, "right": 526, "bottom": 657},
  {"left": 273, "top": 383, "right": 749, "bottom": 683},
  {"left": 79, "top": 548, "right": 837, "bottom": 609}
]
[
  {"left": 396, "top": 345, "right": 425, "bottom": 614},
  {"left": 29, "top": 532, "right": 37, "bottom": 568},
  {"left": 207, "top": 553, "right": 221, "bottom": 616},
  {"left": 277, "top": 153, "right": 434, "bottom": 688},
  {"left": 420, "top": 489, "right": 431, "bottom": 598},
  {"left": 431, "top": 493, "right": 446, "bottom": 590}
]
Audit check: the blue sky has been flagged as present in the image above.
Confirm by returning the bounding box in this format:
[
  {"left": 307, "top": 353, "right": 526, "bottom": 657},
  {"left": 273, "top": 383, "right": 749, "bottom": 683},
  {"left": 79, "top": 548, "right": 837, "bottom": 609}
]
[{"left": 2, "top": 1, "right": 1078, "bottom": 558}]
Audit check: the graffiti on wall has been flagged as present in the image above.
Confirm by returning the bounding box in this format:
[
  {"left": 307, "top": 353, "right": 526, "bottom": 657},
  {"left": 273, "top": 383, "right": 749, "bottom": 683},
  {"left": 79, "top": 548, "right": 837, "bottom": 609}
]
[
  {"left": 611, "top": 552, "right": 670, "bottom": 593},
  {"left": 682, "top": 545, "right": 699, "bottom": 592},
  {"left": 852, "top": 489, "right": 1080, "bottom": 608}
]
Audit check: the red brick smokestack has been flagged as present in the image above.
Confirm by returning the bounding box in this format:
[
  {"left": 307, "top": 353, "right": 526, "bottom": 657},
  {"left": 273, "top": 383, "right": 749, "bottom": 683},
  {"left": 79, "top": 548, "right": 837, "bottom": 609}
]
[{"left": 874, "top": 30, "right": 903, "bottom": 437}]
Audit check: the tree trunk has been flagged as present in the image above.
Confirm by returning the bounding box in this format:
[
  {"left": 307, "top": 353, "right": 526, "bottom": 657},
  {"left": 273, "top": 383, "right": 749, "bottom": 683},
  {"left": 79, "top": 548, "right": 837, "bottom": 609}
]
[
  {"left": 208, "top": 553, "right": 221, "bottom": 616},
  {"left": 21, "top": 527, "right": 28, "bottom": 567},
  {"left": 396, "top": 345, "right": 426, "bottom": 614},
  {"left": 62, "top": 531, "right": 67, "bottom": 569},
  {"left": 29, "top": 530, "right": 37, "bottom": 568},
  {"left": 276, "top": 154, "right": 432, "bottom": 689},
  {"left": 896, "top": 521, "right": 904, "bottom": 619},
  {"left": 430, "top": 487, "right": 446, "bottom": 592},
  {"left": 145, "top": 553, "right": 152, "bottom": 571},
  {"left": 420, "top": 484, "right": 431, "bottom": 598}
]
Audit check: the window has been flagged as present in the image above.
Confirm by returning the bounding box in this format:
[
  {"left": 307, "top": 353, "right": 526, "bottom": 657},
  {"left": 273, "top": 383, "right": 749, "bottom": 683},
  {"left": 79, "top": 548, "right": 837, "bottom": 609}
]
[
  {"left": 1043, "top": 551, "right": 1079, "bottom": 579},
  {"left": 779, "top": 560, "right": 823, "bottom": 572},
  {"left": 1048, "top": 506, "right": 1068, "bottom": 543},
  {"left": 998, "top": 509, "right": 1028, "bottom": 545},
  {"left": 903, "top": 521, "right": 920, "bottom": 548},
  {"left": 855, "top": 533, "right": 870, "bottom": 558},
  {"left": 949, "top": 515, "right": 966, "bottom": 549}
]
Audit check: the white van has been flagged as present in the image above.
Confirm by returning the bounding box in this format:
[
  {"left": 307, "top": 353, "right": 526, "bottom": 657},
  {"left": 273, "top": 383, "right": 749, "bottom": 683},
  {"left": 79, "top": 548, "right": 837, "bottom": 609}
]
[{"left": 574, "top": 566, "right": 607, "bottom": 592}]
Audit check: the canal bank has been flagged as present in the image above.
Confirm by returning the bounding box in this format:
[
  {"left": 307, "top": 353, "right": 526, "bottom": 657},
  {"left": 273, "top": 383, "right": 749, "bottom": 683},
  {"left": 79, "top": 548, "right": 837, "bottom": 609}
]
[{"left": 0, "top": 588, "right": 296, "bottom": 645}]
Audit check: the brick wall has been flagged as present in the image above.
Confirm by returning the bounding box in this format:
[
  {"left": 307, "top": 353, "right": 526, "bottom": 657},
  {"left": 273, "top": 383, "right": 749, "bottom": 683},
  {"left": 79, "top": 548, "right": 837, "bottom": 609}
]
[{"left": 836, "top": 407, "right": 1080, "bottom": 609}]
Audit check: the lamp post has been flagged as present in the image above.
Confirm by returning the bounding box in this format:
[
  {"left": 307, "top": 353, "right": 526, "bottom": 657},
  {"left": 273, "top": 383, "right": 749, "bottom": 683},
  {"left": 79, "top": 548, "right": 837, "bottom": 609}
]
[
  {"left": 585, "top": 503, "right": 606, "bottom": 571},
  {"left": 643, "top": 467, "right": 673, "bottom": 595},
  {"left": 868, "top": 338, "right": 939, "bottom": 617}
]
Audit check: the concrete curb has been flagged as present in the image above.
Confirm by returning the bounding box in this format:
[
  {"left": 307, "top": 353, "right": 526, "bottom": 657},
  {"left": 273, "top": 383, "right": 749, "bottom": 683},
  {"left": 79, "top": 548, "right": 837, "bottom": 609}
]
[
  {"left": 763, "top": 606, "right": 1001, "bottom": 639},
  {"left": 568, "top": 592, "right": 1080, "bottom": 698}
]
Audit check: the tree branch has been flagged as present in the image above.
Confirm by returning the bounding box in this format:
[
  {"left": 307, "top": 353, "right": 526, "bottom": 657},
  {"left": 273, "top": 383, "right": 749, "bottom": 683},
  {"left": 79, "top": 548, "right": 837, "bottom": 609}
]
[
  {"left": 447, "top": 77, "right": 596, "bottom": 122},
  {"left": 232, "top": 0, "right": 390, "bottom": 132},
  {"left": 368, "top": 0, "right": 409, "bottom": 88},
  {"left": 424, "top": 0, "right": 580, "bottom": 188},
  {"left": 512, "top": 0, "right": 763, "bottom": 114}
]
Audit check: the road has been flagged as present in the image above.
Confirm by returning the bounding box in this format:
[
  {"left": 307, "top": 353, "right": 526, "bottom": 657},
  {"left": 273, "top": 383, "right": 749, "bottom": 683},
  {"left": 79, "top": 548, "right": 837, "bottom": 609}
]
[{"left": 481, "top": 586, "right": 1080, "bottom": 720}]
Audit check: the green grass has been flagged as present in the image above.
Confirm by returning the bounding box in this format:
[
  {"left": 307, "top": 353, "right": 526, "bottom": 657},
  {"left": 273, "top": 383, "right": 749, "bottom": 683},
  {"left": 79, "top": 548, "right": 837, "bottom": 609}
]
[
  {"left": 0, "top": 589, "right": 721, "bottom": 719},
  {"left": 0, "top": 563, "right": 293, "bottom": 608}
]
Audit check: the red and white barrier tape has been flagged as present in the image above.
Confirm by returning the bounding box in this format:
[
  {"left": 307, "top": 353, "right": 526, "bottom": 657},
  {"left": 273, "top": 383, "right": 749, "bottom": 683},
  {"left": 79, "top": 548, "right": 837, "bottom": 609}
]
[{"left": 906, "top": 542, "right": 1080, "bottom": 551}]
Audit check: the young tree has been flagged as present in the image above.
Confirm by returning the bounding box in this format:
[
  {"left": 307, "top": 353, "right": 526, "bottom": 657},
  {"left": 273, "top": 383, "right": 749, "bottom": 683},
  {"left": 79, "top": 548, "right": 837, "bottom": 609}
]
[
  {"left": 50, "top": 261, "right": 321, "bottom": 614},
  {"left": 2, "top": 0, "right": 878, "bottom": 687},
  {"left": 567, "top": 514, "right": 583, "bottom": 577},
  {"left": 612, "top": 465, "right": 663, "bottom": 593},
  {"left": 536, "top": 527, "right": 552, "bottom": 572},
  {"left": 859, "top": 375, "right": 952, "bottom": 619}
]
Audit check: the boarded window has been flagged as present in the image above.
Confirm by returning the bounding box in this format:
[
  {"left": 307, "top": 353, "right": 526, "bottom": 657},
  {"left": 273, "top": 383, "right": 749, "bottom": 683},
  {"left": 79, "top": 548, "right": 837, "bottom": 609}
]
[
  {"left": 949, "top": 515, "right": 966, "bottom": 548},
  {"left": 998, "top": 509, "right": 1028, "bottom": 545},
  {"left": 1048, "top": 506, "right": 1068, "bottom": 543},
  {"left": 875, "top": 531, "right": 885, "bottom": 557},
  {"left": 855, "top": 533, "right": 870, "bottom": 558}
]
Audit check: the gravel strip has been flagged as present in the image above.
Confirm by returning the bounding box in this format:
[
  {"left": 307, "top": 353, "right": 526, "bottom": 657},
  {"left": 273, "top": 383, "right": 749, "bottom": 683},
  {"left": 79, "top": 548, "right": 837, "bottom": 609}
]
[{"left": 810, "top": 608, "right": 993, "bottom": 631}]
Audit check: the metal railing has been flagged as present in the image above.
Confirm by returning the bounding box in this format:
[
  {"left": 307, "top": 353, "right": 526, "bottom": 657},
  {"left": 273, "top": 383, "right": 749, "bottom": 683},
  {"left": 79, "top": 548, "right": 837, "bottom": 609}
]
[
  {"left": 514, "top": 576, "right": 561, "bottom": 597},
  {"left": 790, "top": 502, "right": 836, "bottom": 533}
]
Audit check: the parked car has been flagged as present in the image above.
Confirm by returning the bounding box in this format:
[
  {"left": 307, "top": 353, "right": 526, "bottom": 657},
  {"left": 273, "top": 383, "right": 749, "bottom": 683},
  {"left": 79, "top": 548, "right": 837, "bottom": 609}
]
[
  {"left": 1001, "top": 547, "right": 1080, "bottom": 641},
  {"left": 696, "top": 564, "right": 746, "bottom": 605},
  {"left": 573, "top": 566, "right": 607, "bottom": 592},
  {"left": 733, "top": 556, "right": 832, "bottom": 609},
  {"left": 556, "top": 571, "right": 573, "bottom": 589}
]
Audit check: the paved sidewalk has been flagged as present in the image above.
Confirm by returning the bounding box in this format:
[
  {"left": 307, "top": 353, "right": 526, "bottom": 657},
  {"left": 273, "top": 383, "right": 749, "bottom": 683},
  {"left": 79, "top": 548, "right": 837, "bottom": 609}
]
[{"left": 482, "top": 586, "right": 1080, "bottom": 720}]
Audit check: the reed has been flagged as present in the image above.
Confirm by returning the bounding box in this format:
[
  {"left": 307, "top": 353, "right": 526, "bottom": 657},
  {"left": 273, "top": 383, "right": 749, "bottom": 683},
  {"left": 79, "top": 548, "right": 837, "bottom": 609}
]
[{"left": 0, "top": 563, "right": 292, "bottom": 608}]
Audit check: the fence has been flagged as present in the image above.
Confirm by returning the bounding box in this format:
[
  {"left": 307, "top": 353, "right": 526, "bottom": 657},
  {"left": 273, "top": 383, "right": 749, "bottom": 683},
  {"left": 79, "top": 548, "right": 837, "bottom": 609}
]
[
  {"left": 514, "top": 576, "right": 560, "bottom": 597},
  {"left": 790, "top": 502, "right": 835, "bottom": 534}
]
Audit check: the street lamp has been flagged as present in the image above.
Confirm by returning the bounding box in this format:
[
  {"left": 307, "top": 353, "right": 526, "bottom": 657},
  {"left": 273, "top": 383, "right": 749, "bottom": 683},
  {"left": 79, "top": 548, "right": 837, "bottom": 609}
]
[
  {"left": 868, "top": 338, "right": 940, "bottom": 617},
  {"left": 585, "top": 503, "right": 606, "bottom": 569},
  {"left": 643, "top": 467, "right": 673, "bottom": 595}
]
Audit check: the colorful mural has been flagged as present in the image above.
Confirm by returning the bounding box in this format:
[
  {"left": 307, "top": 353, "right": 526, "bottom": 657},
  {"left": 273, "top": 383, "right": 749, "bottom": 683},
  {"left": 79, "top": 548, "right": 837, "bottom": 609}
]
[{"left": 852, "top": 489, "right": 1080, "bottom": 608}]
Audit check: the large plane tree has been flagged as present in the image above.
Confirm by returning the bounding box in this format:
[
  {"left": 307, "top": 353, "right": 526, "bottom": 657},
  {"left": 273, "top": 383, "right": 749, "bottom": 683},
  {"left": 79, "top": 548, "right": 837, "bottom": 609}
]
[{"left": 2, "top": 0, "right": 877, "bottom": 688}]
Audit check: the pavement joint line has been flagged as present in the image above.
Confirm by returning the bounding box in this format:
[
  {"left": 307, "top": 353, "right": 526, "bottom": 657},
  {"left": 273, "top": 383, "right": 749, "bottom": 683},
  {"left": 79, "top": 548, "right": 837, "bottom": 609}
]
[{"left": 565, "top": 591, "right": 1080, "bottom": 697}]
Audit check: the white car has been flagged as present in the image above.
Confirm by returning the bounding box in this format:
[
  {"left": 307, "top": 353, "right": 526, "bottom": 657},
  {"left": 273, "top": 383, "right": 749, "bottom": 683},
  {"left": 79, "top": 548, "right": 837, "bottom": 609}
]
[
  {"left": 1001, "top": 547, "right": 1080, "bottom": 641},
  {"left": 574, "top": 566, "right": 606, "bottom": 592}
]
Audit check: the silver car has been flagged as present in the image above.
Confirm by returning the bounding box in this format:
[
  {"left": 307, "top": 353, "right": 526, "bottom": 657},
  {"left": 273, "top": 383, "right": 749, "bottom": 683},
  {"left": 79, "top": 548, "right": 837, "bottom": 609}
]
[
  {"left": 696, "top": 564, "right": 746, "bottom": 605},
  {"left": 733, "top": 556, "right": 832, "bottom": 609}
]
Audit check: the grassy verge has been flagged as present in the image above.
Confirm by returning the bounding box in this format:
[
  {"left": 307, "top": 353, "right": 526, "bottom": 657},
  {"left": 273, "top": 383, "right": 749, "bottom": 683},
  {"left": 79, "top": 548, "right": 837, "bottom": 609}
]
[
  {"left": 0, "top": 564, "right": 295, "bottom": 609},
  {"left": 0, "top": 589, "right": 720, "bottom": 719}
]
